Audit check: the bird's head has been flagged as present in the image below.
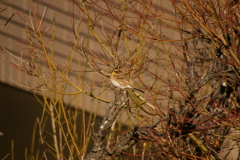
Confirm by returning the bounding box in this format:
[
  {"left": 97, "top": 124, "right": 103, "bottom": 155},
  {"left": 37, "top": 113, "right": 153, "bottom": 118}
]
[{"left": 112, "top": 69, "right": 121, "bottom": 75}]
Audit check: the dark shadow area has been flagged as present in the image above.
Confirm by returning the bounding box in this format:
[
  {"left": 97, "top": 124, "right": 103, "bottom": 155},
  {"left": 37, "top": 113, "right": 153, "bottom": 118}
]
[
  {"left": 0, "top": 82, "right": 43, "bottom": 159},
  {"left": 0, "top": 82, "right": 104, "bottom": 159}
]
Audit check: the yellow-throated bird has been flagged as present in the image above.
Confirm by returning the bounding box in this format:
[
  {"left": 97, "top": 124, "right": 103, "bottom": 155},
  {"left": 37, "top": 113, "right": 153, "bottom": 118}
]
[{"left": 110, "top": 69, "right": 144, "bottom": 93}]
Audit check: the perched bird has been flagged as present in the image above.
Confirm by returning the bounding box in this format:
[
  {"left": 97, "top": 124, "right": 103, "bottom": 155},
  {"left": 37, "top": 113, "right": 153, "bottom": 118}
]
[{"left": 111, "top": 69, "right": 144, "bottom": 93}]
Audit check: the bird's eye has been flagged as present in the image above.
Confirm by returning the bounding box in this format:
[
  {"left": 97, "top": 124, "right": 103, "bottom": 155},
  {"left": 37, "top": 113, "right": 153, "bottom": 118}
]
[{"left": 114, "top": 70, "right": 119, "bottom": 73}]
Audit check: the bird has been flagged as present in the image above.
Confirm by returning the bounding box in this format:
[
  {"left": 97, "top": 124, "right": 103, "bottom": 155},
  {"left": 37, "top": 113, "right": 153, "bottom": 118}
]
[{"left": 110, "top": 69, "right": 144, "bottom": 93}]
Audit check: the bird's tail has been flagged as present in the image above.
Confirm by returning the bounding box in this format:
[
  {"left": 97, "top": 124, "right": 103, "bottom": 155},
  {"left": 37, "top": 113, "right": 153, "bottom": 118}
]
[{"left": 133, "top": 87, "right": 144, "bottom": 93}]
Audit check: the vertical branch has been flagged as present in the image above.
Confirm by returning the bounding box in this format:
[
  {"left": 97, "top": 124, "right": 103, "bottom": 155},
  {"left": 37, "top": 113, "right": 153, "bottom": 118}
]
[
  {"left": 49, "top": 105, "right": 61, "bottom": 160},
  {"left": 85, "top": 90, "right": 126, "bottom": 160}
]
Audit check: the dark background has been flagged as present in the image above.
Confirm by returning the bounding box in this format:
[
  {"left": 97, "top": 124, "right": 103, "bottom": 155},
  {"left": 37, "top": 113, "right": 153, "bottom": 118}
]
[
  {"left": 0, "top": 82, "right": 43, "bottom": 159},
  {"left": 0, "top": 82, "right": 103, "bottom": 159}
]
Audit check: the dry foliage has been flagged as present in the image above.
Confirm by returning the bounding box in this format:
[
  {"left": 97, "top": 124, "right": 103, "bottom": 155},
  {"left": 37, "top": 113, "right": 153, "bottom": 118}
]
[{"left": 1, "top": 0, "right": 240, "bottom": 159}]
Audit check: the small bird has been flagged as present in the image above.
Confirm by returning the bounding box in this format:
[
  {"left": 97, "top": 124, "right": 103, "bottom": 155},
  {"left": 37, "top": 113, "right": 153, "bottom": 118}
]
[{"left": 111, "top": 69, "right": 144, "bottom": 93}]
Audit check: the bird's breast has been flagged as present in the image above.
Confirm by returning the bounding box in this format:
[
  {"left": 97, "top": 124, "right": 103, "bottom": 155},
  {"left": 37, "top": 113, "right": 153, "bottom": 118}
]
[{"left": 111, "top": 78, "right": 121, "bottom": 87}]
